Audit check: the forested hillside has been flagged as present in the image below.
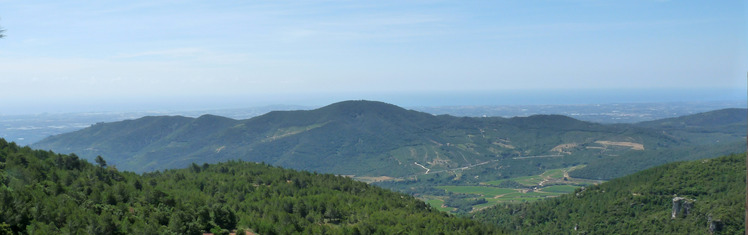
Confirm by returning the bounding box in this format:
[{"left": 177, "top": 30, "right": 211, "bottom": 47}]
[
  {"left": 0, "top": 138, "right": 499, "bottom": 234},
  {"left": 34, "top": 101, "right": 743, "bottom": 183},
  {"left": 569, "top": 108, "right": 747, "bottom": 179},
  {"left": 473, "top": 153, "right": 746, "bottom": 234},
  {"left": 636, "top": 108, "right": 746, "bottom": 136}
]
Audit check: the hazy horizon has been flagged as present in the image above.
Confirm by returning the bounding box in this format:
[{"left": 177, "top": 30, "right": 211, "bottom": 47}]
[
  {"left": 1, "top": 1, "right": 746, "bottom": 115},
  {"left": 1, "top": 88, "right": 745, "bottom": 116}
]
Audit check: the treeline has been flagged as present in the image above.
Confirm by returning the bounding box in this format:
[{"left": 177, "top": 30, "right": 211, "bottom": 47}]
[
  {"left": 473, "top": 153, "right": 745, "bottom": 234},
  {"left": 0, "top": 138, "right": 500, "bottom": 234}
]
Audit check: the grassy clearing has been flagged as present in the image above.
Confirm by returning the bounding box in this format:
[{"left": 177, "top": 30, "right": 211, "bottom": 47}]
[
  {"left": 425, "top": 198, "right": 454, "bottom": 213},
  {"left": 436, "top": 186, "right": 517, "bottom": 198},
  {"left": 481, "top": 175, "right": 544, "bottom": 186},
  {"left": 484, "top": 165, "right": 584, "bottom": 186},
  {"left": 541, "top": 168, "right": 566, "bottom": 178},
  {"left": 513, "top": 175, "right": 545, "bottom": 186},
  {"left": 540, "top": 185, "right": 578, "bottom": 193}
]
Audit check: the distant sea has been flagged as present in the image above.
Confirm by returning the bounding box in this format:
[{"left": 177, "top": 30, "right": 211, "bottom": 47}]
[
  {"left": 353, "top": 88, "right": 747, "bottom": 107},
  {"left": 2, "top": 88, "right": 745, "bottom": 115}
]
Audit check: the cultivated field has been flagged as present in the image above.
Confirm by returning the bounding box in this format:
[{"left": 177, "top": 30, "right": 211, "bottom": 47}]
[{"left": 425, "top": 165, "right": 602, "bottom": 213}]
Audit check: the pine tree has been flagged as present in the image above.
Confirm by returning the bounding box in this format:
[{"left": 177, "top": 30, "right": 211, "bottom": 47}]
[{"left": 95, "top": 155, "right": 107, "bottom": 168}]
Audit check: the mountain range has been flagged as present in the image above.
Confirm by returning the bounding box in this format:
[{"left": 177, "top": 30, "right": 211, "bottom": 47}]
[
  {"left": 33, "top": 101, "right": 746, "bottom": 182},
  {"left": 12, "top": 100, "right": 748, "bottom": 233}
]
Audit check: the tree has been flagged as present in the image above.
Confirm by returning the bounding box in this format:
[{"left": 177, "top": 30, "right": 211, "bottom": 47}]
[
  {"left": 0, "top": 223, "right": 11, "bottom": 235},
  {"left": 95, "top": 156, "right": 107, "bottom": 168},
  {"left": 212, "top": 205, "right": 237, "bottom": 230},
  {"left": 0, "top": 20, "right": 5, "bottom": 38}
]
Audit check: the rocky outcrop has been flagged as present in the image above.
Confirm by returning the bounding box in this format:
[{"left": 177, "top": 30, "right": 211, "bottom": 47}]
[
  {"left": 671, "top": 196, "right": 695, "bottom": 219},
  {"left": 708, "top": 215, "right": 723, "bottom": 234}
]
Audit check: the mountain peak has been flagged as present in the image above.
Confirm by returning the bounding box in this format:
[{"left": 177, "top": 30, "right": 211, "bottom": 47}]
[
  {"left": 196, "top": 114, "right": 236, "bottom": 122},
  {"left": 320, "top": 100, "right": 405, "bottom": 113}
]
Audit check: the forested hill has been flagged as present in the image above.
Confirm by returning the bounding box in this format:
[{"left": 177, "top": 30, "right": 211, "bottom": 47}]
[
  {"left": 635, "top": 108, "right": 747, "bottom": 137},
  {"left": 473, "top": 153, "right": 746, "bottom": 234},
  {"left": 0, "top": 138, "right": 499, "bottom": 234},
  {"left": 33, "top": 100, "right": 731, "bottom": 183},
  {"left": 568, "top": 108, "right": 747, "bottom": 179},
  {"left": 637, "top": 108, "right": 746, "bottom": 129}
]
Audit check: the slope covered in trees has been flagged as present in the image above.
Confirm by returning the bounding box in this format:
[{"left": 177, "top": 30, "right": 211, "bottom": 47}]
[
  {"left": 569, "top": 108, "right": 747, "bottom": 179},
  {"left": 34, "top": 101, "right": 745, "bottom": 183},
  {"left": 636, "top": 108, "right": 746, "bottom": 136},
  {"left": 473, "top": 153, "right": 746, "bottom": 234},
  {"left": 0, "top": 138, "right": 499, "bottom": 234}
]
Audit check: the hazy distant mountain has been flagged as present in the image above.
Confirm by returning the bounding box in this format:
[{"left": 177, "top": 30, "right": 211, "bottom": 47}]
[
  {"left": 636, "top": 108, "right": 746, "bottom": 136},
  {"left": 6, "top": 101, "right": 741, "bottom": 146},
  {"left": 566, "top": 108, "right": 747, "bottom": 179},
  {"left": 33, "top": 101, "right": 746, "bottom": 181},
  {"left": 412, "top": 101, "right": 747, "bottom": 123}
]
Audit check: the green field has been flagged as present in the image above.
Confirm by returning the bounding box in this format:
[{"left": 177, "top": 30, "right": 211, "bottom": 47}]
[
  {"left": 436, "top": 185, "right": 567, "bottom": 211},
  {"left": 425, "top": 198, "right": 454, "bottom": 212},
  {"left": 432, "top": 165, "right": 596, "bottom": 213},
  {"left": 483, "top": 166, "right": 582, "bottom": 186},
  {"left": 540, "top": 185, "right": 578, "bottom": 193},
  {"left": 483, "top": 175, "right": 543, "bottom": 186},
  {"left": 541, "top": 168, "right": 566, "bottom": 178},
  {"left": 436, "top": 186, "right": 517, "bottom": 197},
  {"left": 514, "top": 175, "right": 546, "bottom": 186},
  {"left": 485, "top": 175, "right": 546, "bottom": 186}
]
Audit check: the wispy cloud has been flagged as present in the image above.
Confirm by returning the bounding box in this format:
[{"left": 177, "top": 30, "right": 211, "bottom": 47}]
[{"left": 114, "top": 48, "right": 207, "bottom": 59}]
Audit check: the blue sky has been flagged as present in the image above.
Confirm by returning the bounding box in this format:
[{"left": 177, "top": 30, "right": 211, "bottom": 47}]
[{"left": 0, "top": 1, "right": 745, "bottom": 113}]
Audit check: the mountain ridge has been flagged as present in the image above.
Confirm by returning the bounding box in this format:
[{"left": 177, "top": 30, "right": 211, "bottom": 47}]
[
  {"left": 32, "top": 101, "right": 745, "bottom": 181},
  {"left": 636, "top": 108, "right": 747, "bottom": 137}
]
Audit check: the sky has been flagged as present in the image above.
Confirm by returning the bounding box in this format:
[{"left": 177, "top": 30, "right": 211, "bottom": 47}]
[{"left": 0, "top": 0, "right": 746, "bottom": 114}]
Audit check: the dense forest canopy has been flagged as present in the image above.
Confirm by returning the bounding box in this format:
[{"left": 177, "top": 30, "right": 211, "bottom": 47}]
[{"left": 0, "top": 138, "right": 500, "bottom": 234}]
